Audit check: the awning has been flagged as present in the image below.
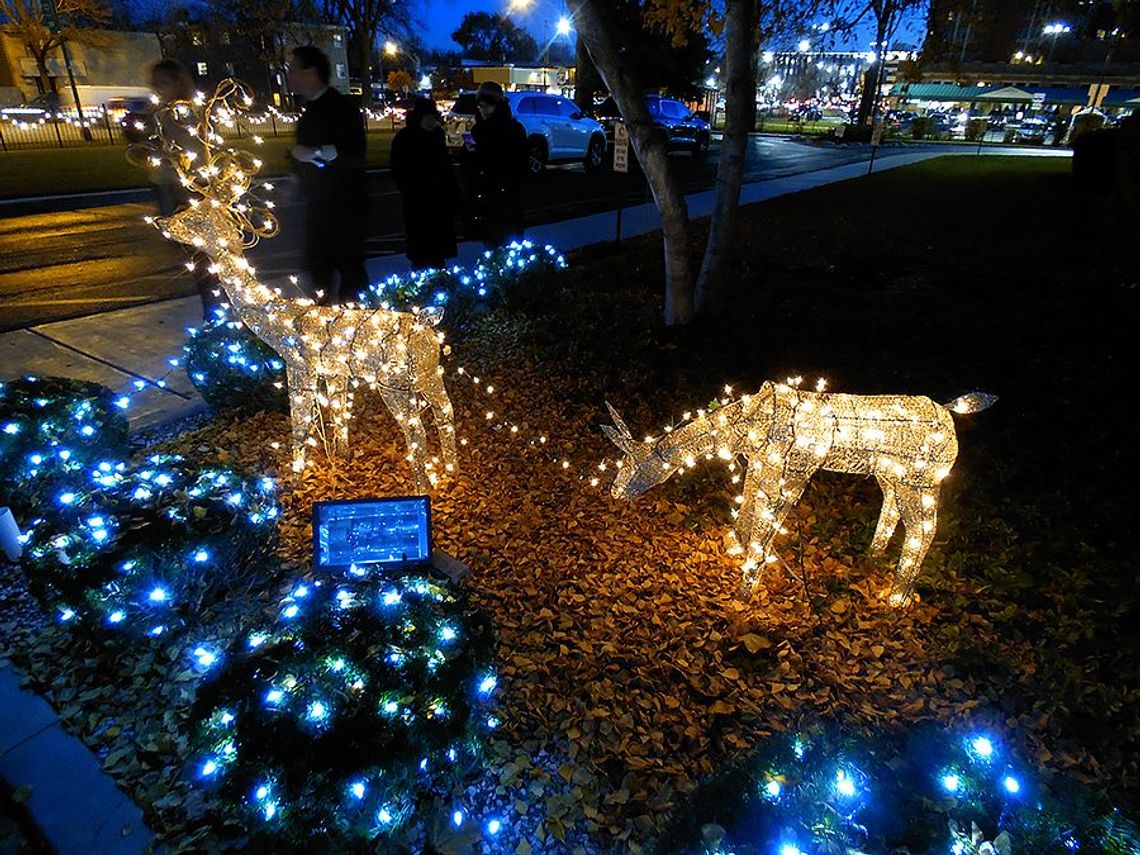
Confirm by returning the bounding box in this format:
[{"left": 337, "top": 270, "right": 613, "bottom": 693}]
[
  {"left": 887, "top": 82, "right": 987, "bottom": 101},
  {"left": 973, "top": 86, "right": 1036, "bottom": 102}
]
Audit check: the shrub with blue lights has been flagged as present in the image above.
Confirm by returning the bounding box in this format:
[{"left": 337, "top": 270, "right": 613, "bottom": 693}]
[
  {"left": 183, "top": 319, "right": 288, "bottom": 414},
  {"left": 190, "top": 572, "right": 496, "bottom": 850},
  {"left": 0, "top": 376, "right": 129, "bottom": 517},
  {"left": 361, "top": 240, "right": 569, "bottom": 333},
  {"left": 20, "top": 453, "right": 280, "bottom": 636},
  {"left": 654, "top": 724, "right": 1139, "bottom": 855},
  {"left": 180, "top": 242, "right": 568, "bottom": 414}
]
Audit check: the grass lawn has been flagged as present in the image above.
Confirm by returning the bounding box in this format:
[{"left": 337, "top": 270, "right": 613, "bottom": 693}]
[
  {"left": 2, "top": 155, "right": 1137, "bottom": 852},
  {"left": 0, "top": 129, "right": 395, "bottom": 198}
]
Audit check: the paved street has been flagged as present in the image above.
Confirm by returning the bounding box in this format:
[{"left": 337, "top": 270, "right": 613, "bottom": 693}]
[{"left": 0, "top": 135, "right": 1021, "bottom": 331}]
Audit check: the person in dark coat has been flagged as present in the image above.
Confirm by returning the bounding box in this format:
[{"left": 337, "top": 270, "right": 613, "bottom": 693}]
[
  {"left": 287, "top": 45, "right": 368, "bottom": 305},
  {"left": 390, "top": 97, "right": 459, "bottom": 270},
  {"left": 143, "top": 59, "right": 223, "bottom": 320},
  {"left": 468, "top": 81, "right": 527, "bottom": 248}
]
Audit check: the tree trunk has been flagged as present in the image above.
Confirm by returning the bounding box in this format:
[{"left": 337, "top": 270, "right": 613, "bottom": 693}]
[
  {"left": 358, "top": 27, "right": 372, "bottom": 105},
  {"left": 856, "top": 17, "right": 890, "bottom": 125},
  {"left": 568, "top": 0, "right": 694, "bottom": 325},
  {"left": 694, "top": 0, "right": 757, "bottom": 313}
]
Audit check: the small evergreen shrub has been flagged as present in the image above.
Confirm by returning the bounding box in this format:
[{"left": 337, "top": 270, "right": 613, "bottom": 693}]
[{"left": 190, "top": 572, "right": 496, "bottom": 850}]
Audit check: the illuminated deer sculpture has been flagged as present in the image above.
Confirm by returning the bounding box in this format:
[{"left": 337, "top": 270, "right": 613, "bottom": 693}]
[
  {"left": 141, "top": 81, "right": 457, "bottom": 489},
  {"left": 603, "top": 382, "right": 995, "bottom": 604}
]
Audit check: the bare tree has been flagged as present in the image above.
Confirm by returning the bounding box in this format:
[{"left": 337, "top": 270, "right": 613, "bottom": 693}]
[
  {"left": 318, "top": 0, "right": 408, "bottom": 104},
  {"left": 850, "top": 0, "right": 923, "bottom": 124},
  {"left": 0, "top": 0, "right": 110, "bottom": 97}
]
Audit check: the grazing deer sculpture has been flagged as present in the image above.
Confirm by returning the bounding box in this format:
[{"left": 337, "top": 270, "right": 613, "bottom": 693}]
[
  {"left": 603, "top": 381, "right": 995, "bottom": 604},
  {"left": 141, "top": 81, "right": 457, "bottom": 489}
]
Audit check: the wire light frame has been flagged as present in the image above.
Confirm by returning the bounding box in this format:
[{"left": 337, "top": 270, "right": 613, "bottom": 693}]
[
  {"left": 604, "top": 380, "right": 996, "bottom": 605},
  {"left": 140, "top": 81, "right": 457, "bottom": 489}
]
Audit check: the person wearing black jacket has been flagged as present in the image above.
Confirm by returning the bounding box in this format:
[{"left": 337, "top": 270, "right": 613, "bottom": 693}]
[
  {"left": 390, "top": 97, "right": 459, "bottom": 270},
  {"left": 287, "top": 46, "right": 368, "bottom": 305},
  {"left": 468, "top": 81, "right": 527, "bottom": 248}
]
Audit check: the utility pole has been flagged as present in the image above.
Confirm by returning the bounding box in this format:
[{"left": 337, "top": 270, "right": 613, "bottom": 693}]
[{"left": 40, "top": 0, "right": 92, "bottom": 141}]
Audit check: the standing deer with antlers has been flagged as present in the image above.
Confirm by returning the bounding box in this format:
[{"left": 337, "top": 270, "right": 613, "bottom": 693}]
[
  {"left": 603, "top": 382, "right": 995, "bottom": 604},
  {"left": 142, "top": 81, "right": 457, "bottom": 489}
]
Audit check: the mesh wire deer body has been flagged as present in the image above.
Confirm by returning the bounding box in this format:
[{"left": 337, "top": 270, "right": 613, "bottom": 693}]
[
  {"left": 143, "top": 81, "right": 457, "bottom": 489},
  {"left": 604, "top": 382, "right": 995, "bottom": 604}
]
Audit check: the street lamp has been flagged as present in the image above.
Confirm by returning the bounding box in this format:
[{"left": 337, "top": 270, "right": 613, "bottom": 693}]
[
  {"left": 1042, "top": 22, "right": 1071, "bottom": 64},
  {"left": 384, "top": 40, "right": 398, "bottom": 57},
  {"left": 556, "top": 15, "right": 572, "bottom": 37},
  {"left": 798, "top": 39, "right": 811, "bottom": 52}
]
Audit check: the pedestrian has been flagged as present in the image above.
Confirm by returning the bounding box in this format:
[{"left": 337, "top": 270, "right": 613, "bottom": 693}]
[
  {"left": 287, "top": 45, "right": 368, "bottom": 305},
  {"left": 467, "top": 81, "right": 527, "bottom": 248},
  {"left": 142, "top": 59, "right": 223, "bottom": 320},
  {"left": 390, "top": 97, "right": 460, "bottom": 270}
]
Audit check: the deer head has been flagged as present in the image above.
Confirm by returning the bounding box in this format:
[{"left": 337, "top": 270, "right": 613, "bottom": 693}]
[
  {"left": 137, "top": 79, "right": 277, "bottom": 257},
  {"left": 602, "top": 402, "right": 678, "bottom": 499}
]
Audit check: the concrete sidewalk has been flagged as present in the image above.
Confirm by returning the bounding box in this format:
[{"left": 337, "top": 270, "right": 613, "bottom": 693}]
[{"left": 0, "top": 147, "right": 1070, "bottom": 434}]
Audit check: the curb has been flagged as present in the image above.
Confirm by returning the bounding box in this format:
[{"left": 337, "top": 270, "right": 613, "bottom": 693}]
[{"left": 0, "top": 666, "right": 153, "bottom": 854}]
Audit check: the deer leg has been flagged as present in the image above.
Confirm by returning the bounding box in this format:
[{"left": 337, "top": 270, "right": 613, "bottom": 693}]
[
  {"left": 869, "top": 478, "right": 901, "bottom": 554},
  {"left": 420, "top": 368, "right": 459, "bottom": 476},
  {"left": 286, "top": 364, "right": 317, "bottom": 473},
  {"left": 728, "top": 459, "right": 763, "bottom": 556},
  {"left": 377, "top": 385, "right": 431, "bottom": 492},
  {"left": 740, "top": 465, "right": 811, "bottom": 594},
  {"left": 888, "top": 484, "right": 939, "bottom": 606},
  {"left": 322, "top": 373, "right": 352, "bottom": 457}
]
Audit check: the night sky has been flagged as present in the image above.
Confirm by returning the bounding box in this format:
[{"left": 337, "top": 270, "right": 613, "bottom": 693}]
[{"left": 416, "top": 0, "right": 930, "bottom": 54}]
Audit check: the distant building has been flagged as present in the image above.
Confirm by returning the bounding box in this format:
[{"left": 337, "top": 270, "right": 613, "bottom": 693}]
[
  {"left": 459, "top": 60, "right": 576, "bottom": 97},
  {"left": 912, "top": 0, "right": 1140, "bottom": 117},
  {"left": 0, "top": 30, "right": 159, "bottom": 108},
  {"left": 760, "top": 49, "right": 913, "bottom": 104},
  {"left": 160, "top": 22, "right": 350, "bottom": 108},
  {"left": 0, "top": 23, "right": 349, "bottom": 111}
]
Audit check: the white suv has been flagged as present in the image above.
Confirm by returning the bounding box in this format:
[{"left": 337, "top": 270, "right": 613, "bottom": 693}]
[{"left": 505, "top": 92, "right": 607, "bottom": 174}]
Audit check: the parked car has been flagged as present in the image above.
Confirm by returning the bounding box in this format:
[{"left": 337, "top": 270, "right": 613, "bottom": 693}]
[
  {"left": 594, "top": 94, "right": 711, "bottom": 157},
  {"left": 443, "top": 91, "right": 479, "bottom": 154},
  {"left": 1006, "top": 117, "right": 1049, "bottom": 144},
  {"left": 104, "top": 95, "right": 152, "bottom": 141},
  {"left": 505, "top": 91, "right": 607, "bottom": 174}
]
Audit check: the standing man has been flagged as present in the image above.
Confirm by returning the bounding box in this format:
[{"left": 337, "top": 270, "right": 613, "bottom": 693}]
[
  {"left": 287, "top": 45, "right": 368, "bottom": 305},
  {"left": 468, "top": 81, "right": 527, "bottom": 248}
]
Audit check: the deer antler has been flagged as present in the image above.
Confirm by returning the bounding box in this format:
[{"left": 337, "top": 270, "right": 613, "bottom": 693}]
[
  {"left": 130, "top": 79, "right": 278, "bottom": 249},
  {"left": 602, "top": 401, "right": 635, "bottom": 455}
]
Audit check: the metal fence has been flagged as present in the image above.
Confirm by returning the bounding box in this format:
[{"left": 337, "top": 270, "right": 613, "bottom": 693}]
[{"left": 0, "top": 110, "right": 401, "bottom": 152}]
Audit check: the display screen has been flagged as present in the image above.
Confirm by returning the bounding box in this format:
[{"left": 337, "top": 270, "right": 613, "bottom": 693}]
[{"left": 313, "top": 497, "right": 431, "bottom": 569}]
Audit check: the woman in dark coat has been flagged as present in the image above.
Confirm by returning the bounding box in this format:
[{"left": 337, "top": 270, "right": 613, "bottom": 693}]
[
  {"left": 390, "top": 97, "right": 459, "bottom": 270},
  {"left": 468, "top": 81, "right": 527, "bottom": 248}
]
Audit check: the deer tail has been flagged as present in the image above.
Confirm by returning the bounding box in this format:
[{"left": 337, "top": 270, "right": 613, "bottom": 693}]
[{"left": 944, "top": 391, "right": 998, "bottom": 415}]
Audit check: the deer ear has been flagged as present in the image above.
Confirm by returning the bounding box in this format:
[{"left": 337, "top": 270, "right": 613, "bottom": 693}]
[
  {"left": 604, "top": 401, "right": 633, "bottom": 440},
  {"left": 601, "top": 424, "right": 633, "bottom": 455}
]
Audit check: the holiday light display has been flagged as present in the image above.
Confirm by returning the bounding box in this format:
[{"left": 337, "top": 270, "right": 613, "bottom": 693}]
[
  {"left": 182, "top": 240, "right": 568, "bottom": 417},
  {"left": 190, "top": 572, "right": 496, "bottom": 848},
  {"left": 361, "top": 240, "right": 568, "bottom": 330},
  {"left": 183, "top": 319, "right": 288, "bottom": 413},
  {"left": 0, "top": 376, "right": 129, "bottom": 515},
  {"left": 604, "top": 380, "right": 996, "bottom": 604},
  {"left": 140, "top": 80, "right": 457, "bottom": 487},
  {"left": 658, "top": 724, "right": 1139, "bottom": 855},
  {"left": 0, "top": 372, "right": 280, "bottom": 635}
]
